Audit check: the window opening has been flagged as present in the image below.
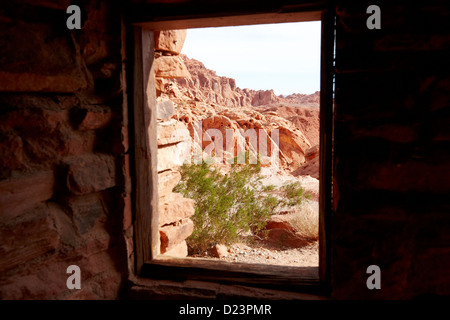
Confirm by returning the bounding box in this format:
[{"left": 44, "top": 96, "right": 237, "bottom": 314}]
[
  {"left": 155, "top": 22, "right": 321, "bottom": 269},
  {"left": 131, "top": 7, "right": 334, "bottom": 294}
]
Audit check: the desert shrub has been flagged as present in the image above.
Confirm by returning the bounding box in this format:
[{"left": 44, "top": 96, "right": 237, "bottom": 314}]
[
  {"left": 280, "top": 181, "right": 311, "bottom": 207},
  {"left": 174, "top": 158, "right": 311, "bottom": 255},
  {"left": 290, "top": 200, "right": 319, "bottom": 241}
]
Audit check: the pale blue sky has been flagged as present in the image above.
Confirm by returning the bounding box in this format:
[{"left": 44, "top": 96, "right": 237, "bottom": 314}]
[{"left": 181, "top": 21, "right": 321, "bottom": 96}]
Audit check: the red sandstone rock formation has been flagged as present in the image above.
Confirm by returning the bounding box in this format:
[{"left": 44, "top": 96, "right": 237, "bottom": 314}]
[{"left": 164, "top": 55, "right": 319, "bottom": 110}]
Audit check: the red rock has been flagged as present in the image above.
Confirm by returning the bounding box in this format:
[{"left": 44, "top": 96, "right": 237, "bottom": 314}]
[
  {"left": 264, "top": 215, "right": 296, "bottom": 232},
  {"left": 0, "top": 203, "right": 60, "bottom": 273},
  {"left": 251, "top": 90, "right": 279, "bottom": 106},
  {"left": 0, "top": 21, "right": 89, "bottom": 92},
  {"left": 160, "top": 218, "right": 194, "bottom": 253},
  {"left": 154, "top": 55, "right": 189, "bottom": 79},
  {"left": 66, "top": 193, "right": 106, "bottom": 235},
  {"left": 157, "top": 139, "right": 191, "bottom": 172},
  {"left": 19, "top": 0, "right": 71, "bottom": 10},
  {"left": 157, "top": 119, "right": 190, "bottom": 146},
  {"left": 168, "top": 55, "right": 319, "bottom": 110},
  {"left": 158, "top": 192, "right": 195, "bottom": 226},
  {"left": 47, "top": 201, "right": 78, "bottom": 249},
  {"left": 62, "top": 131, "right": 97, "bottom": 157},
  {"left": 277, "top": 127, "right": 311, "bottom": 170},
  {"left": 154, "top": 29, "right": 187, "bottom": 55},
  {"left": 0, "top": 171, "right": 55, "bottom": 221},
  {"left": 156, "top": 98, "right": 175, "bottom": 121},
  {"left": 122, "top": 194, "right": 132, "bottom": 231},
  {"left": 264, "top": 228, "right": 310, "bottom": 248},
  {"left": 163, "top": 240, "right": 188, "bottom": 258},
  {"left": 209, "top": 244, "right": 229, "bottom": 258},
  {"left": 66, "top": 154, "right": 116, "bottom": 195},
  {"left": 292, "top": 157, "right": 320, "bottom": 180},
  {"left": 305, "top": 145, "right": 320, "bottom": 162},
  {"left": 158, "top": 170, "right": 182, "bottom": 197},
  {"left": 157, "top": 54, "right": 321, "bottom": 173},
  {"left": 78, "top": 108, "right": 114, "bottom": 131}
]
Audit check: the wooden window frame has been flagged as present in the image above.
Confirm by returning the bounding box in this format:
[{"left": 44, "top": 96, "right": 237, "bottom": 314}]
[{"left": 129, "top": 3, "right": 334, "bottom": 297}]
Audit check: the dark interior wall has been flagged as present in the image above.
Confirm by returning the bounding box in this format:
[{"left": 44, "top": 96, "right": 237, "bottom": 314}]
[
  {"left": 333, "top": 0, "right": 450, "bottom": 299},
  {"left": 0, "top": 0, "right": 449, "bottom": 300},
  {"left": 0, "top": 0, "right": 131, "bottom": 299}
]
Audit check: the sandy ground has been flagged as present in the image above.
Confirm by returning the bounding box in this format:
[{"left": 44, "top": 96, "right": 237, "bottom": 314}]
[
  {"left": 220, "top": 241, "right": 319, "bottom": 267},
  {"left": 198, "top": 240, "right": 319, "bottom": 267}
]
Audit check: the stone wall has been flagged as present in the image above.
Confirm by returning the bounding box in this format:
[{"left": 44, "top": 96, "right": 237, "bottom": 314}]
[
  {"left": 154, "top": 30, "right": 195, "bottom": 257},
  {"left": 0, "top": 1, "right": 130, "bottom": 299},
  {"left": 332, "top": 0, "right": 450, "bottom": 299}
]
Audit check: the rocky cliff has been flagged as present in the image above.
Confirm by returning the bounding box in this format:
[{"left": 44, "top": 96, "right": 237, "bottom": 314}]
[
  {"left": 159, "top": 53, "right": 321, "bottom": 173},
  {"left": 161, "top": 54, "right": 320, "bottom": 109}
]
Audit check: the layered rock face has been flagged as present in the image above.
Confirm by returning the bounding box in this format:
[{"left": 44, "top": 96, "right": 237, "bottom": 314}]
[
  {"left": 159, "top": 53, "right": 320, "bottom": 174},
  {"left": 165, "top": 54, "right": 320, "bottom": 110}
]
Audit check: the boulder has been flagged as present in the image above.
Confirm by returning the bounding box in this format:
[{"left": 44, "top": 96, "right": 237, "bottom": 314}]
[
  {"left": 264, "top": 214, "right": 296, "bottom": 232},
  {"left": 209, "top": 244, "right": 229, "bottom": 258},
  {"left": 264, "top": 228, "right": 310, "bottom": 248}
]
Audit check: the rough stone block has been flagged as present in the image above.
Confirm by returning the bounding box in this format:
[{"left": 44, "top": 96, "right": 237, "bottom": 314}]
[
  {"left": 154, "top": 29, "right": 187, "bottom": 55},
  {"left": 154, "top": 55, "right": 189, "bottom": 79},
  {"left": 0, "top": 203, "right": 59, "bottom": 273},
  {"left": 158, "top": 170, "right": 181, "bottom": 198},
  {"left": 0, "top": 133, "right": 24, "bottom": 172},
  {"left": 163, "top": 240, "right": 188, "bottom": 258},
  {"left": 158, "top": 192, "right": 195, "bottom": 227},
  {"left": 71, "top": 106, "right": 114, "bottom": 131},
  {"left": 66, "top": 193, "right": 106, "bottom": 235},
  {"left": 0, "top": 171, "right": 55, "bottom": 221},
  {"left": 160, "top": 218, "right": 194, "bottom": 253},
  {"left": 157, "top": 118, "right": 190, "bottom": 146},
  {"left": 0, "top": 20, "right": 89, "bottom": 92},
  {"left": 156, "top": 98, "right": 175, "bottom": 121},
  {"left": 66, "top": 154, "right": 116, "bottom": 195},
  {"left": 209, "top": 244, "right": 229, "bottom": 258}
]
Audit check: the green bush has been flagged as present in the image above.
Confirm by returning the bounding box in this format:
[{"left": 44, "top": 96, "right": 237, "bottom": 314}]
[{"left": 174, "top": 158, "right": 311, "bottom": 255}]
